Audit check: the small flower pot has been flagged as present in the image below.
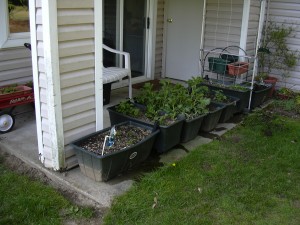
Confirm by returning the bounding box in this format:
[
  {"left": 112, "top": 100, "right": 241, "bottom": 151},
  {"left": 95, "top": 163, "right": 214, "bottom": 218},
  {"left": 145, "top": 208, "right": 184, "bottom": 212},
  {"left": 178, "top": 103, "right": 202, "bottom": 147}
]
[
  {"left": 227, "top": 62, "right": 249, "bottom": 75},
  {"left": 71, "top": 121, "right": 159, "bottom": 182},
  {"left": 263, "top": 76, "right": 278, "bottom": 97},
  {"left": 208, "top": 57, "right": 230, "bottom": 74}
]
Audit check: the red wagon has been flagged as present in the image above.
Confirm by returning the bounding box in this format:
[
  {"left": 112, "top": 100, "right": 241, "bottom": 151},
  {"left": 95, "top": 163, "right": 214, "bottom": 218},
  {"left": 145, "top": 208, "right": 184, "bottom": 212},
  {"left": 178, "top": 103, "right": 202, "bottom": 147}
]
[{"left": 0, "top": 85, "right": 34, "bottom": 133}]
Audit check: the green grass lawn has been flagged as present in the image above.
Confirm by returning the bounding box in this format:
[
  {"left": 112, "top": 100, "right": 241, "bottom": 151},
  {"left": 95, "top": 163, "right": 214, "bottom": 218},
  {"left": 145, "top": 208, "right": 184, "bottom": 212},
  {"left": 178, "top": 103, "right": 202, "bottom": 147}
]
[
  {"left": 0, "top": 159, "right": 94, "bottom": 225},
  {"left": 103, "top": 110, "right": 300, "bottom": 225}
]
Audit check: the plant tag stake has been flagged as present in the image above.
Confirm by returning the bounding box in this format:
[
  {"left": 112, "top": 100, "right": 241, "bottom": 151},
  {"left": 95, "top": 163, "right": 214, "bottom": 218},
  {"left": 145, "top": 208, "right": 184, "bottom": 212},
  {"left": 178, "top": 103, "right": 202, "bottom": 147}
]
[
  {"left": 108, "top": 126, "right": 116, "bottom": 147},
  {"left": 101, "top": 135, "right": 110, "bottom": 156}
]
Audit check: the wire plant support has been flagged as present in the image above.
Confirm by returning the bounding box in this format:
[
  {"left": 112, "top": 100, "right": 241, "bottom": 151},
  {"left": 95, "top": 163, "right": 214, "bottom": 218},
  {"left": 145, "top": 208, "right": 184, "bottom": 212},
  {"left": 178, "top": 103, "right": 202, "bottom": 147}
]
[{"left": 200, "top": 46, "right": 258, "bottom": 111}]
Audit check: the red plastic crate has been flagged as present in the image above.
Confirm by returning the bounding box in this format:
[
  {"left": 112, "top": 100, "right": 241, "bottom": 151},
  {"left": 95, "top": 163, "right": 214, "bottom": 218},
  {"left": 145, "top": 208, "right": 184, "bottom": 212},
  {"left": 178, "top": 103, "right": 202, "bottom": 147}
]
[{"left": 227, "top": 62, "right": 249, "bottom": 75}]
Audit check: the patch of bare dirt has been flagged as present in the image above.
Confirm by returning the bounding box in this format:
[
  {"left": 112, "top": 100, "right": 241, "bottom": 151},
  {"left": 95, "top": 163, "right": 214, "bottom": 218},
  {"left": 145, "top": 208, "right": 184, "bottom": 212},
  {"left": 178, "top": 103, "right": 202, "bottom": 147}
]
[{"left": 0, "top": 149, "right": 107, "bottom": 225}]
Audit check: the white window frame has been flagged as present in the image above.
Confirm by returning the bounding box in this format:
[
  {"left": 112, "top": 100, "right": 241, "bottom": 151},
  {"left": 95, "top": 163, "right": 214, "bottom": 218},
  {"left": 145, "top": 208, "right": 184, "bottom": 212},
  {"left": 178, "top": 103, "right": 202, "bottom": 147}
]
[{"left": 0, "top": 0, "right": 30, "bottom": 49}]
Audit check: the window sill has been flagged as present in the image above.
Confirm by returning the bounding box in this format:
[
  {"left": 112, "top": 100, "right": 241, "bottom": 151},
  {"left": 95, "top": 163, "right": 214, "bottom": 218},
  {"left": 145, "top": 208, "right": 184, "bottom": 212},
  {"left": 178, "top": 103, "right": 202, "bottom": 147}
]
[{"left": 0, "top": 37, "right": 31, "bottom": 49}]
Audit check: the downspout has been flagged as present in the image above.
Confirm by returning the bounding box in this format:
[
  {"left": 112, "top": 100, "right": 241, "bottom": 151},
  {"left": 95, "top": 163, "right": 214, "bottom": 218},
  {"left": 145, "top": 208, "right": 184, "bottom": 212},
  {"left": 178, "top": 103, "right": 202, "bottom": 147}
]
[
  {"left": 199, "top": 0, "right": 207, "bottom": 77},
  {"left": 248, "top": 0, "right": 266, "bottom": 110}
]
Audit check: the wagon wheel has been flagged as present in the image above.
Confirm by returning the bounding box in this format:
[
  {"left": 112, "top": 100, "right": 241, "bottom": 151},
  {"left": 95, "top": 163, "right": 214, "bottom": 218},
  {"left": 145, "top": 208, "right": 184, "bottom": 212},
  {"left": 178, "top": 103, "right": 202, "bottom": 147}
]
[{"left": 0, "top": 112, "right": 15, "bottom": 134}]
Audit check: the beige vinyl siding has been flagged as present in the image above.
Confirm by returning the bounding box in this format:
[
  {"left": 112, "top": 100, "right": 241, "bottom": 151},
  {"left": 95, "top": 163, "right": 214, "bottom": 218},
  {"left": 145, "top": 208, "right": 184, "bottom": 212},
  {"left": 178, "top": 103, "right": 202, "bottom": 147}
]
[
  {"left": 202, "top": 0, "right": 243, "bottom": 79},
  {"left": 266, "top": 0, "right": 300, "bottom": 90},
  {"left": 57, "top": 0, "right": 96, "bottom": 169},
  {"left": 155, "top": 0, "right": 165, "bottom": 78},
  {"left": 203, "top": 0, "right": 243, "bottom": 52},
  {"left": 0, "top": 48, "right": 32, "bottom": 86}
]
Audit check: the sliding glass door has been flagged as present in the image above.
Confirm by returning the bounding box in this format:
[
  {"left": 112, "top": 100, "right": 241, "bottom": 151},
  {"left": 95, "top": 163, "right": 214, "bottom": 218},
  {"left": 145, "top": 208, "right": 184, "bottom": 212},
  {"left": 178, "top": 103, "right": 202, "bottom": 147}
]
[{"left": 103, "top": 0, "right": 149, "bottom": 79}]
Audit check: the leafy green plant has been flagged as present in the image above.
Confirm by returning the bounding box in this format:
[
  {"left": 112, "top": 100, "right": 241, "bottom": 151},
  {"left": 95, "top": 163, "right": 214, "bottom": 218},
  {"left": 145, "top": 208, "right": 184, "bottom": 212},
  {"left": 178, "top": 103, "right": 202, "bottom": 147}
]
[
  {"left": 212, "top": 90, "right": 227, "bottom": 102},
  {"left": 277, "top": 87, "right": 296, "bottom": 98},
  {"left": 130, "top": 79, "right": 210, "bottom": 124},
  {"left": 258, "top": 21, "right": 299, "bottom": 86},
  {"left": 0, "top": 84, "right": 18, "bottom": 94},
  {"left": 116, "top": 101, "right": 141, "bottom": 118},
  {"left": 229, "top": 84, "right": 248, "bottom": 91},
  {"left": 187, "top": 76, "right": 203, "bottom": 88}
]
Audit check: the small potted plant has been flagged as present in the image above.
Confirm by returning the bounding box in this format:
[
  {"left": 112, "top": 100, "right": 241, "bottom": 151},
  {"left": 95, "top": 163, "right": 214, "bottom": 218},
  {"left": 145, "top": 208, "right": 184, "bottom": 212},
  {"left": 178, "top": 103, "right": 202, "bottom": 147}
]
[
  {"left": 257, "top": 21, "right": 299, "bottom": 96},
  {"left": 276, "top": 87, "right": 296, "bottom": 100}
]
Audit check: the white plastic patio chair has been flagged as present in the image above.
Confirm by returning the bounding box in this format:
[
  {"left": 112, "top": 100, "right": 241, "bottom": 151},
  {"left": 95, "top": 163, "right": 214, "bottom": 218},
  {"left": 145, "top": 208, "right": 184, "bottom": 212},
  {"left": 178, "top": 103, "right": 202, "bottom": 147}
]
[{"left": 102, "top": 44, "right": 132, "bottom": 99}]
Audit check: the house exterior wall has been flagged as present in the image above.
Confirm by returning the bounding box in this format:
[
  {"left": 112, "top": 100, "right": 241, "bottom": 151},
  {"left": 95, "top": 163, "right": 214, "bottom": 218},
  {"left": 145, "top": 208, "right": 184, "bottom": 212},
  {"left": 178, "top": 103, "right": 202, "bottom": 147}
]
[
  {"left": 203, "top": 0, "right": 243, "bottom": 51},
  {"left": 154, "top": 0, "right": 164, "bottom": 78},
  {"left": 202, "top": 0, "right": 244, "bottom": 79},
  {"left": 57, "top": 0, "right": 97, "bottom": 169},
  {"left": 31, "top": 0, "right": 98, "bottom": 169},
  {"left": 0, "top": 47, "right": 32, "bottom": 86},
  {"left": 266, "top": 0, "right": 300, "bottom": 90}
]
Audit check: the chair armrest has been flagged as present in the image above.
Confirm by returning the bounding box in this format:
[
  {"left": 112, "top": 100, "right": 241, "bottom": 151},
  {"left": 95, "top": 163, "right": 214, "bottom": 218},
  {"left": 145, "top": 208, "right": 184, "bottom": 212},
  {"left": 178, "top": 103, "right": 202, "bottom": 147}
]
[{"left": 103, "top": 44, "right": 130, "bottom": 69}]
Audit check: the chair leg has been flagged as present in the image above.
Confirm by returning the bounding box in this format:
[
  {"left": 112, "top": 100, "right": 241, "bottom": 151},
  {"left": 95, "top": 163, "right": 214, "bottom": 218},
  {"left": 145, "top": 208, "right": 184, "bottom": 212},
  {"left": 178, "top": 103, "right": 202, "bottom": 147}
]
[{"left": 128, "top": 73, "right": 132, "bottom": 99}]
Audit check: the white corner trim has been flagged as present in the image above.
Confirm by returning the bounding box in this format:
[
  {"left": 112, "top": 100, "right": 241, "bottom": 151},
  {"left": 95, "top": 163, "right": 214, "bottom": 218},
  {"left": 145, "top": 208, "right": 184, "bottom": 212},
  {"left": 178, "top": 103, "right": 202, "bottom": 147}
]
[
  {"left": 239, "top": 0, "right": 251, "bottom": 58},
  {"left": 42, "top": 0, "right": 65, "bottom": 171},
  {"left": 29, "top": 0, "right": 44, "bottom": 164},
  {"left": 94, "top": 0, "right": 103, "bottom": 131}
]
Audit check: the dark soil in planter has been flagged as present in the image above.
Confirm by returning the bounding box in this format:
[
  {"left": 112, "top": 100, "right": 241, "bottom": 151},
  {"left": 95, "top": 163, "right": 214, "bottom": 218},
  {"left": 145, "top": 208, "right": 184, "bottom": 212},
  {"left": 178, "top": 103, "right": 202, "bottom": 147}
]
[{"left": 78, "top": 125, "right": 152, "bottom": 156}]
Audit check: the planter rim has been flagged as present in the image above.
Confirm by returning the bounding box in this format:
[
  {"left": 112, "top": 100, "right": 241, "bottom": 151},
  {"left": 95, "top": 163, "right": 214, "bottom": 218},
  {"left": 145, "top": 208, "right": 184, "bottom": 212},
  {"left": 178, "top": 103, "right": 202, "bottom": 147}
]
[
  {"left": 209, "top": 102, "right": 226, "bottom": 113},
  {"left": 185, "top": 113, "right": 207, "bottom": 123},
  {"left": 212, "top": 95, "right": 240, "bottom": 106},
  {"left": 202, "top": 83, "right": 250, "bottom": 93},
  {"left": 71, "top": 121, "right": 159, "bottom": 159},
  {"left": 107, "top": 104, "right": 185, "bottom": 128}
]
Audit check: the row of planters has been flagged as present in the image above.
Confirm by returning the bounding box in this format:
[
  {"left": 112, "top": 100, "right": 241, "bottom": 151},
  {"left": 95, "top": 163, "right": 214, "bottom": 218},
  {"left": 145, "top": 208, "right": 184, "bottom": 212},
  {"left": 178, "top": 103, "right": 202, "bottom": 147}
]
[
  {"left": 200, "top": 78, "right": 272, "bottom": 111},
  {"left": 71, "top": 78, "right": 251, "bottom": 182}
]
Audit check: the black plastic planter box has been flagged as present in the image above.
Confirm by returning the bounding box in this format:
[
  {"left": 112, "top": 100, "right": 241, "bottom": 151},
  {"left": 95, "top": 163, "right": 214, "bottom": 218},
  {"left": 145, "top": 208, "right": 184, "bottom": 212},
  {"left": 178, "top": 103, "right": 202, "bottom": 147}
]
[
  {"left": 201, "top": 83, "right": 250, "bottom": 113},
  {"left": 154, "top": 119, "right": 184, "bottom": 153},
  {"left": 250, "top": 85, "right": 272, "bottom": 109},
  {"left": 107, "top": 105, "right": 184, "bottom": 154},
  {"left": 181, "top": 114, "right": 206, "bottom": 143},
  {"left": 200, "top": 103, "right": 225, "bottom": 132},
  {"left": 71, "top": 121, "right": 159, "bottom": 182},
  {"left": 213, "top": 96, "right": 240, "bottom": 123}
]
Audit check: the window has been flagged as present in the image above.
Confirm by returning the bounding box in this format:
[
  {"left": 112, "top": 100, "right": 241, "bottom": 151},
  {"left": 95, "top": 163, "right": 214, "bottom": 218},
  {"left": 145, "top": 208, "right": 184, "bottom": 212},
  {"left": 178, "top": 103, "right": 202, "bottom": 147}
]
[{"left": 0, "top": 0, "right": 30, "bottom": 49}]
